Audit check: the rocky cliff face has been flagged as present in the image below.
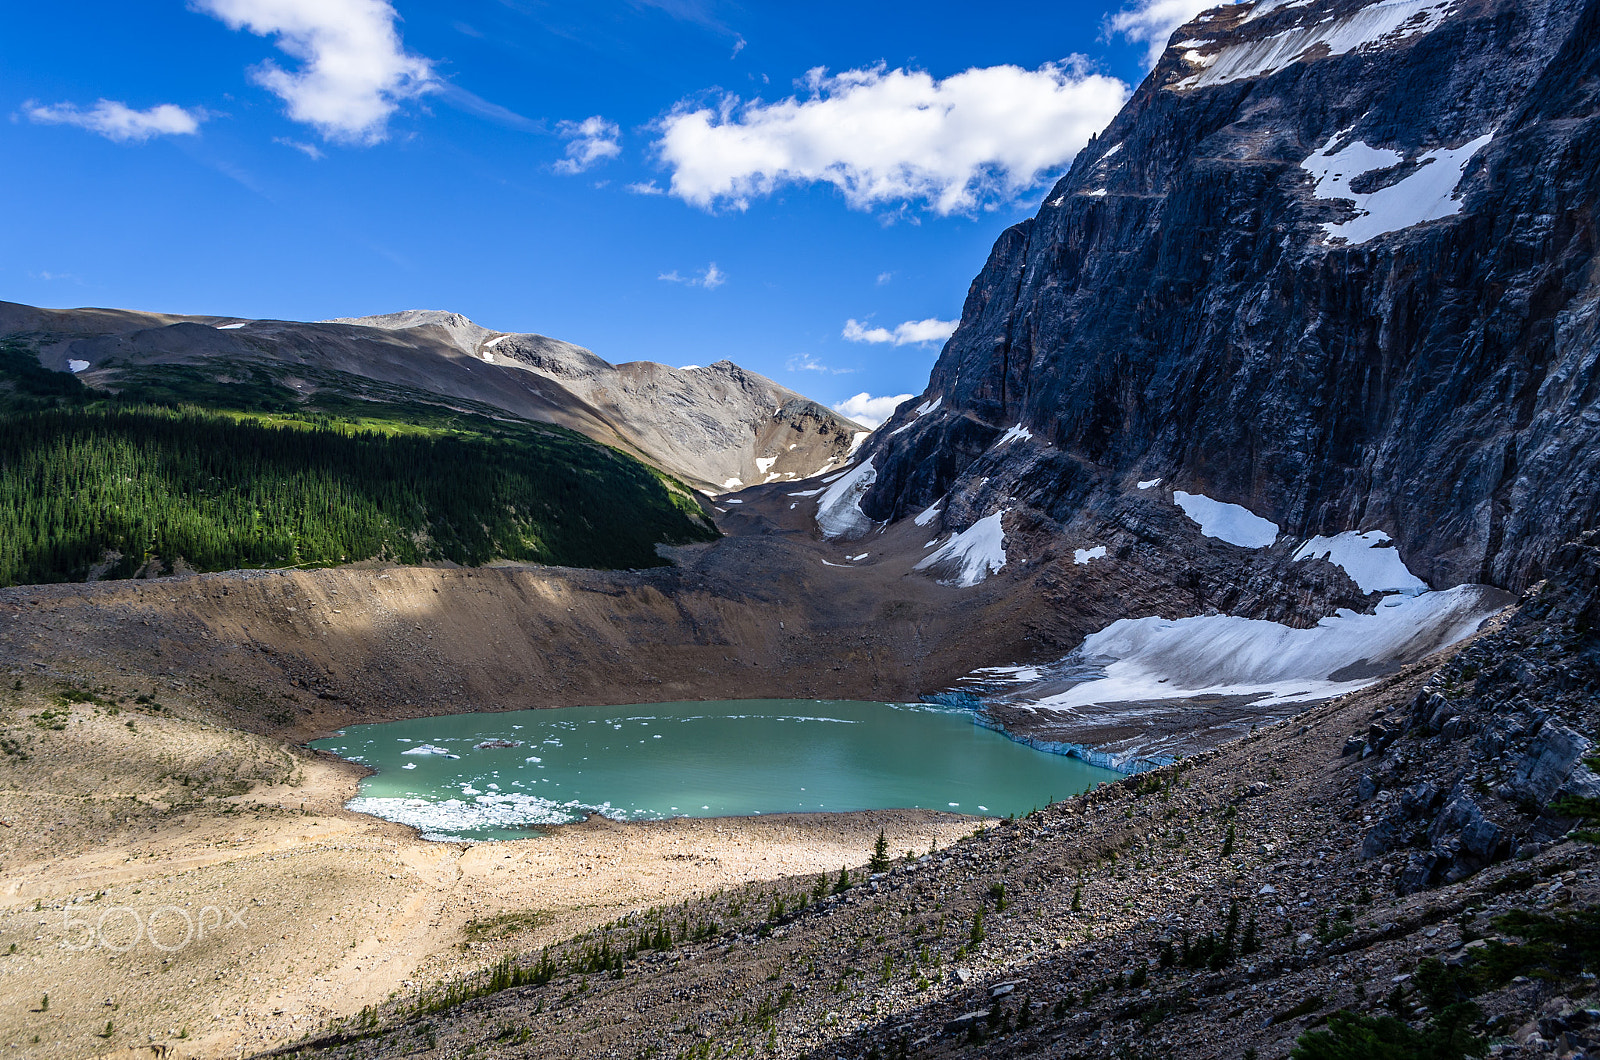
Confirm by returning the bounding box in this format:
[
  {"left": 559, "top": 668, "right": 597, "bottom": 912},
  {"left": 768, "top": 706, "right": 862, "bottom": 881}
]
[
  {"left": 0, "top": 302, "right": 864, "bottom": 494},
  {"left": 861, "top": 0, "right": 1600, "bottom": 592}
]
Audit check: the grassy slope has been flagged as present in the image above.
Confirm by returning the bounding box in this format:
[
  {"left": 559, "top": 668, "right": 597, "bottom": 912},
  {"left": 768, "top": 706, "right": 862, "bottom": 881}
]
[{"left": 0, "top": 344, "right": 717, "bottom": 585}]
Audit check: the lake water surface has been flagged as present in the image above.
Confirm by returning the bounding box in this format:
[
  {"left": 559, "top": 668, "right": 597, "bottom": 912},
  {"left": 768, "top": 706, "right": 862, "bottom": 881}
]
[{"left": 312, "top": 700, "right": 1120, "bottom": 841}]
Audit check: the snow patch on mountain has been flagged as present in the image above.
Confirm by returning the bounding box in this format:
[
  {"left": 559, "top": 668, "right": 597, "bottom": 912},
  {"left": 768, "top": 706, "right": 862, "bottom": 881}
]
[
  {"left": 1172, "top": 491, "right": 1280, "bottom": 548},
  {"left": 914, "top": 511, "right": 1007, "bottom": 587},
  {"left": 815, "top": 459, "right": 878, "bottom": 539},
  {"left": 1033, "top": 585, "right": 1501, "bottom": 711},
  {"left": 1175, "top": 0, "right": 1458, "bottom": 90},
  {"left": 1294, "top": 530, "right": 1429, "bottom": 594},
  {"left": 1302, "top": 132, "right": 1493, "bottom": 244},
  {"left": 995, "top": 424, "right": 1034, "bottom": 446}
]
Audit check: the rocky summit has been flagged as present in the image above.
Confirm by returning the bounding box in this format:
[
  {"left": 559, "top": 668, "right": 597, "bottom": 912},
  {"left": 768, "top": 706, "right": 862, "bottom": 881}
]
[{"left": 861, "top": 0, "right": 1600, "bottom": 593}]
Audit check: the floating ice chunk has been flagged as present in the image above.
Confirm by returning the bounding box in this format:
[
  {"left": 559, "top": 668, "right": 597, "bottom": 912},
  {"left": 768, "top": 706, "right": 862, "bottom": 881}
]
[
  {"left": 402, "top": 762, "right": 416, "bottom": 769},
  {"left": 1036, "top": 585, "right": 1503, "bottom": 710},
  {"left": 66, "top": 359, "right": 90, "bottom": 373},
  {"left": 995, "top": 423, "right": 1033, "bottom": 446},
  {"left": 1302, "top": 132, "right": 1493, "bottom": 245},
  {"left": 915, "top": 511, "right": 1007, "bottom": 587},
  {"left": 815, "top": 458, "right": 877, "bottom": 539},
  {"left": 400, "top": 743, "right": 461, "bottom": 758},
  {"left": 1172, "top": 491, "right": 1280, "bottom": 548},
  {"left": 1175, "top": 0, "right": 1458, "bottom": 90},
  {"left": 1293, "top": 530, "right": 1428, "bottom": 594},
  {"left": 1074, "top": 546, "right": 1108, "bottom": 565},
  {"left": 1138, "top": 478, "right": 1162, "bottom": 490},
  {"left": 913, "top": 501, "right": 943, "bottom": 527}
]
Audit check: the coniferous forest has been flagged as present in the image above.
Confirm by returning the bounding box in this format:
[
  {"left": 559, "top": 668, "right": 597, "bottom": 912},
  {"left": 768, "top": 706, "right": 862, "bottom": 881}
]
[{"left": 0, "top": 342, "right": 718, "bottom": 585}]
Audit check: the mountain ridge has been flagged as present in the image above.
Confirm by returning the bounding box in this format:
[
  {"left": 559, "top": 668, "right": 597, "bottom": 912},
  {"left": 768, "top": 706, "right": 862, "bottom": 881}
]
[
  {"left": 854, "top": 0, "right": 1599, "bottom": 593},
  {"left": 0, "top": 300, "right": 865, "bottom": 494}
]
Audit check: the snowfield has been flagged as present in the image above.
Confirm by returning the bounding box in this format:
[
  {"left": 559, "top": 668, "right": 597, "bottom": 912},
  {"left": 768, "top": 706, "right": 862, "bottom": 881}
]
[
  {"left": 815, "top": 459, "right": 878, "bottom": 539},
  {"left": 1175, "top": 0, "right": 1458, "bottom": 90},
  {"left": 914, "top": 511, "right": 1008, "bottom": 587},
  {"left": 1293, "top": 530, "right": 1429, "bottom": 594},
  {"left": 1302, "top": 131, "right": 1493, "bottom": 244},
  {"left": 1034, "top": 585, "right": 1503, "bottom": 711},
  {"left": 1172, "top": 491, "right": 1280, "bottom": 548}
]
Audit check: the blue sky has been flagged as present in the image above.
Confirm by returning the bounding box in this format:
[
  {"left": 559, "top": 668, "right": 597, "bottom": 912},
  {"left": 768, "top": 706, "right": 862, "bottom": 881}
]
[{"left": 2, "top": 0, "right": 1196, "bottom": 423}]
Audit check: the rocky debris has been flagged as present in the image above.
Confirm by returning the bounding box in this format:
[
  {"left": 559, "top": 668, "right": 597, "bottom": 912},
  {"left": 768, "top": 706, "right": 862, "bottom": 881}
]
[
  {"left": 1353, "top": 533, "right": 1600, "bottom": 893},
  {"left": 274, "top": 534, "right": 1600, "bottom": 1059}
]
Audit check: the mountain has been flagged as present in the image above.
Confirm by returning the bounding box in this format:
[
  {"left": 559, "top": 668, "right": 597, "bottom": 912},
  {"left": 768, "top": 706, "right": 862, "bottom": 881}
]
[
  {"left": 0, "top": 301, "right": 865, "bottom": 494},
  {"left": 855, "top": 0, "right": 1600, "bottom": 594}
]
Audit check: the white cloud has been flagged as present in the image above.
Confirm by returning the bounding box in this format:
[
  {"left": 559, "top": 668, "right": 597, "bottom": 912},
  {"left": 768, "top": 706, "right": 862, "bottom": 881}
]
[
  {"left": 876, "top": 272, "right": 893, "bottom": 285},
  {"left": 627, "top": 180, "right": 666, "bottom": 195},
  {"left": 193, "top": 0, "right": 436, "bottom": 144},
  {"left": 653, "top": 60, "right": 1128, "bottom": 214},
  {"left": 787, "top": 353, "right": 855, "bottom": 375},
  {"left": 555, "top": 115, "right": 622, "bottom": 173},
  {"left": 833, "top": 392, "right": 915, "bottom": 429},
  {"left": 842, "top": 317, "right": 958, "bottom": 346},
  {"left": 658, "top": 262, "right": 726, "bottom": 289},
  {"left": 1108, "top": 0, "right": 1222, "bottom": 66},
  {"left": 25, "top": 100, "right": 204, "bottom": 142},
  {"left": 274, "top": 136, "right": 325, "bottom": 159}
]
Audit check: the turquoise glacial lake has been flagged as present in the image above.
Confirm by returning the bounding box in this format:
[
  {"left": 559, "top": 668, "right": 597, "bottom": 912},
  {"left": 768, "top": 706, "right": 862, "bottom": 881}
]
[{"left": 312, "top": 700, "right": 1120, "bottom": 842}]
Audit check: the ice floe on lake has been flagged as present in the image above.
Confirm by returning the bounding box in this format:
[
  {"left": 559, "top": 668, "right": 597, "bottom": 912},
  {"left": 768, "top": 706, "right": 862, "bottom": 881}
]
[
  {"left": 346, "top": 792, "right": 631, "bottom": 842},
  {"left": 400, "top": 743, "right": 461, "bottom": 758}
]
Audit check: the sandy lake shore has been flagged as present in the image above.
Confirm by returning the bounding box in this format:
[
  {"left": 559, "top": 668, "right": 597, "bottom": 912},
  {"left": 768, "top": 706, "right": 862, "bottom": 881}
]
[{"left": 0, "top": 693, "right": 978, "bottom": 1060}]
